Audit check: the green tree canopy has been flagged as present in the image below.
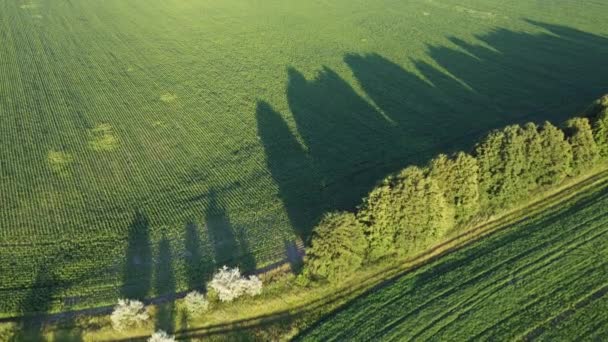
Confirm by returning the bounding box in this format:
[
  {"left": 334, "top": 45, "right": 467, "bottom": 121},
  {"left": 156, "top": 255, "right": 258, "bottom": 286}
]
[
  {"left": 429, "top": 152, "right": 479, "bottom": 226},
  {"left": 537, "top": 121, "right": 573, "bottom": 186},
  {"left": 361, "top": 166, "right": 453, "bottom": 259},
  {"left": 566, "top": 117, "right": 600, "bottom": 174},
  {"left": 305, "top": 212, "right": 367, "bottom": 282}
]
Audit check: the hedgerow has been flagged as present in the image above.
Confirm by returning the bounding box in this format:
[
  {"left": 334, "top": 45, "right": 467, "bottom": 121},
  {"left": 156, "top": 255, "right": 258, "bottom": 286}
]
[{"left": 304, "top": 95, "right": 608, "bottom": 282}]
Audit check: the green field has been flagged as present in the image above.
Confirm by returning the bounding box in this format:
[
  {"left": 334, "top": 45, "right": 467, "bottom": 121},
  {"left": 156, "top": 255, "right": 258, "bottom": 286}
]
[
  {"left": 1, "top": 0, "right": 608, "bottom": 316},
  {"left": 298, "top": 178, "right": 608, "bottom": 341}
]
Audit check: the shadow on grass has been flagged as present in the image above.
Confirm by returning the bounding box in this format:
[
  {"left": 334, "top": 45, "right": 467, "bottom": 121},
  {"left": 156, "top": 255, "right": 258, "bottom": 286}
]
[
  {"left": 155, "top": 231, "right": 176, "bottom": 333},
  {"left": 13, "top": 263, "right": 83, "bottom": 341},
  {"left": 205, "top": 190, "right": 257, "bottom": 273},
  {"left": 121, "top": 210, "right": 152, "bottom": 300},
  {"left": 184, "top": 221, "right": 214, "bottom": 290},
  {"left": 257, "top": 21, "right": 608, "bottom": 242},
  {"left": 13, "top": 264, "right": 56, "bottom": 341}
]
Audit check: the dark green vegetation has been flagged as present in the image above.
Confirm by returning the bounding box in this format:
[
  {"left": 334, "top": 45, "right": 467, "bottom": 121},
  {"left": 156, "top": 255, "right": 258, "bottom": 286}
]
[
  {"left": 299, "top": 176, "right": 608, "bottom": 341},
  {"left": 1, "top": 0, "right": 608, "bottom": 318},
  {"left": 305, "top": 96, "right": 608, "bottom": 281}
]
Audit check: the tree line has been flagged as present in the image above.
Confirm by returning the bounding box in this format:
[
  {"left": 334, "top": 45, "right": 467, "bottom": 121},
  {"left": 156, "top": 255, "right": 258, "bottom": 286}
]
[{"left": 305, "top": 95, "right": 608, "bottom": 282}]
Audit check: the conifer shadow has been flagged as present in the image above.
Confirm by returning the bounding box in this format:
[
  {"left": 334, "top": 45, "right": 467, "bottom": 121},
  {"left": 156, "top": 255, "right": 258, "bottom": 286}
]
[
  {"left": 14, "top": 263, "right": 61, "bottom": 341},
  {"left": 205, "top": 190, "right": 257, "bottom": 273},
  {"left": 257, "top": 21, "right": 608, "bottom": 242},
  {"left": 155, "top": 232, "right": 176, "bottom": 333},
  {"left": 255, "top": 101, "right": 322, "bottom": 240},
  {"left": 184, "top": 222, "right": 214, "bottom": 290},
  {"left": 121, "top": 210, "right": 153, "bottom": 300}
]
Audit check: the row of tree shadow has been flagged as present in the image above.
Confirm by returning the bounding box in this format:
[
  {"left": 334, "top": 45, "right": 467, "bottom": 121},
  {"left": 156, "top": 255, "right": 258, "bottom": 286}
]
[
  {"left": 258, "top": 20, "right": 608, "bottom": 241},
  {"left": 13, "top": 190, "right": 281, "bottom": 340}
]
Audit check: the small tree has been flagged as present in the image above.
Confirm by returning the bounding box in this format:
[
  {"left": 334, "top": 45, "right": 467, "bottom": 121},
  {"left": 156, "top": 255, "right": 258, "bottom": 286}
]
[
  {"left": 305, "top": 212, "right": 367, "bottom": 282},
  {"left": 208, "top": 266, "right": 244, "bottom": 302},
  {"left": 242, "top": 275, "right": 263, "bottom": 296},
  {"left": 148, "top": 330, "right": 176, "bottom": 342},
  {"left": 184, "top": 291, "right": 209, "bottom": 317},
  {"left": 111, "top": 299, "right": 149, "bottom": 332},
  {"left": 208, "top": 266, "right": 264, "bottom": 302}
]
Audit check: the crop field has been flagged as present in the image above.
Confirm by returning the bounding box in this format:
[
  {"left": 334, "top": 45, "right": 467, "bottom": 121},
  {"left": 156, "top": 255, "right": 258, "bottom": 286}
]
[
  {"left": 1, "top": 0, "right": 608, "bottom": 316},
  {"left": 298, "top": 179, "right": 608, "bottom": 341}
]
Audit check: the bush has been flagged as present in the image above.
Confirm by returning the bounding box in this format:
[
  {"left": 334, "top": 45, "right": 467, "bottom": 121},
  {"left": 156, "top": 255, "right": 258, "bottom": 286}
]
[
  {"left": 111, "top": 299, "right": 149, "bottom": 332},
  {"left": 208, "top": 266, "right": 264, "bottom": 302},
  {"left": 184, "top": 291, "right": 209, "bottom": 317},
  {"left": 305, "top": 212, "right": 367, "bottom": 282},
  {"left": 242, "top": 275, "right": 263, "bottom": 296},
  {"left": 148, "top": 330, "right": 176, "bottom": 342}
]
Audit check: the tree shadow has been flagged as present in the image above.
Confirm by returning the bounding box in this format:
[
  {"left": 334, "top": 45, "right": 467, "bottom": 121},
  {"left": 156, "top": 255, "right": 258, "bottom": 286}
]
[
  {"left": 258, "top": 20, "right": 608, "bottom": 242},
  {"left": 184, "top": 221, "right": 214, "bottom": 290},
  {"left": 121, "top": 210, "right": 152, "bottom": 300},
  {"left": 155, "top": 231, "right": 176, "bottom": 333},
  {"left": 51, "top": 319, "right": 84, "bottom": 342},
  {"left": 205, "top": 190, "right": 256, "bottom": 273},
  {"left": 284, "top": 240, "right": 304, "bottom": 274},
  {"left": 255, "top": 101, "right": 322, "bottom": 241},
  {"left": 13, "top": 263, "right": 61, "bottom": 341}
]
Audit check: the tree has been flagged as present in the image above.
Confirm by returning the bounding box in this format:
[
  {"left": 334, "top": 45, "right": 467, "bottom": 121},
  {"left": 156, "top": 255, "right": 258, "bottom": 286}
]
[
  {"left": 565, "top": 117, "right": 599, "bottom": 174},
  {"left": 501, "top": 125, "right": 529, "bottom": 204},
  {"left": 520, "top": 122, "right": 544, "bottom": 190},
  {"left": 537, "top": 121, "right": 572, "bottom": 186},
  {"left": 242, "top": 275, "right": 263, "bottom": 296},
  {"left": 582, "top": 94, "right": 608, "bottom": 157},
  {"left": 474, "top": 129, "right": 505, "bottom": 210},
  {"left": 184, "top": 291, "right": 209, "bottom": 317},
  {"left": 358, "top": 183, "right": 397, "bottom": 261},
  {"left": 148, "top": 330, "right": 176, "bottom": 342},
  {"left": 476, "top": 124, "right": 541, "bottom": 210},
  {"left": 111, "top": 299, "right": 149, "bottom": 332},
  {"left": 582, "top": 94, "right": 608, "bottom": 118},
  {"left": 361, "top": 166, "right": 453, "bottom": 258},
  {"left": 305, "top": 212, "right": 367, "bottom": 282},
  {"left": 207, "top": 266, "right": 263, "bottom": 302},
  {"left": 429, "top": 152, "right": 480, "bottom": 226}
]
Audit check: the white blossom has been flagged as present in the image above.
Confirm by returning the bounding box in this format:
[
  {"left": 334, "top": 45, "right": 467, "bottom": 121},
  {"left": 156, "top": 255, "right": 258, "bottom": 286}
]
[
  {"left": 208, "top": 266, "right": 263, "bottom": 302},
  {"left": 148, "top": 330, "right": 176, "bottom": 342},
  {"left": 184, "top": 291, "right": 209, "bottom": 316},
  {"left": 111, "top": 299, "right": 149, "bottom": 331}
]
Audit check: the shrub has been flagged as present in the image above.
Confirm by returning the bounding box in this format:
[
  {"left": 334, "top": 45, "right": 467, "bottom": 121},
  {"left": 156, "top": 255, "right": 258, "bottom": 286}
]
[
  {"left": 242, "top": 275, "right": 263, "bottom": 296},
  {"left": 208, "top": 266, "right": 263, "bottom": 302},
  {"left": 305, "top": 212, "right": 367, "bottom": 282},
  {"left": 148, "top": 330, "right": 176, "bottom": 342},
  {"left": 111, "top": 299, "right": 149, "bottom": 332},
  {"left": 184, "top": 291, "right": 209, "bottom": 317}
]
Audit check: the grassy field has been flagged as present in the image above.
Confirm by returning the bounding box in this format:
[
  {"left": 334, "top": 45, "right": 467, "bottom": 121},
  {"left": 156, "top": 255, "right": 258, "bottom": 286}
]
[
  {"left": 1, "top": 0, "right": 608, "bottom": 316},
  {"left": 298, "top": 174, "right": 608, "bottom": 341}
]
